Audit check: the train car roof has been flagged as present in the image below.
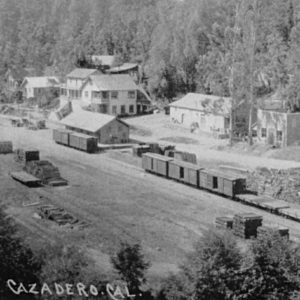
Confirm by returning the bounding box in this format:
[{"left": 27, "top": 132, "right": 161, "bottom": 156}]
[
  {"left": 200, "top": 168, "right": 246, "bottom": 180},
  {"left": 169, "top": 159, "right": 203, "bottom": 170},
  {"left": 142, "top": 153, "right": 173, "bottom": 161}
]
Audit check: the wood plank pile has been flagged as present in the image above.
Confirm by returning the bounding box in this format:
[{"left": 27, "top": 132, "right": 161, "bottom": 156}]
[
  {"left": 0, "top": 141, "right": 13, "bottom": 154},
  {"left": 215, "top": 216, "right": 234, "bottom": 230},
  {"left": 233, "top": 213, "right": 263, "bottom": 239},
  {"left": 24, "top": 160, "right": 67, "bottom": 186},
  {"left": 247, "top": 167, "right": 300, "bottom": 204},
  {"left": 14, "top": 148, "right": 39, "bottom": 164},
  {"left": 257, "top": 226, "right": 289, "bottom": 239},
  {"left": 165, "top": 150, "right": 197, "bottom": 164},
  {"left": 132, "top": 145, "right": 151, "bottom": 157}
]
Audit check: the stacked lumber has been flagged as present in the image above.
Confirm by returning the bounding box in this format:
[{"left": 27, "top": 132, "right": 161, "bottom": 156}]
[
  {"left": 215, "top": 216, "right": 233, "bottom": 230},
  {"left": 24, "top": 160, "right": 67, "bottom": 186},
  {"left": 233, "top": 213, "right": 263, "bottom": 239},
  {"left": 132, "top": 145, "right": 150, "bottom": 157},
  {"left": 14, "top": 148, "right": 39, "bottom": 164},
  {"left": 247, "top": 167, "right": 300, "bottom": 204},
  {"left": 0, "top": 141, "right": 13, "bottom": 154},
  {"left": 165, "top": 150, "right": 197, "bottom": 164},
  {"left": 257, "top": 226, "right": 289, "bottom": 239}
]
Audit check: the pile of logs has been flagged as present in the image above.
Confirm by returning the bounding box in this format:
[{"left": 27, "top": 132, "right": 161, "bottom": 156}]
[
  {"left": 24, "top": 160, "right": 67, "bottom": 186},
  {"left": 233, "top": 213, "right": 263, "bottom": 239},
  {"left": 215, "top": 216, "right": 233, "bottom": 230},
  {"left": 257, "top": 225, "right": 289, "bottom": 239},
  {"left": 247, "top": 167, "right": 300, "bottom": 204}
]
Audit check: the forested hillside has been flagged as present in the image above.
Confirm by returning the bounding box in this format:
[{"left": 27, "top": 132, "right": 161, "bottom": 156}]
[{"left": 0, "top": 0, "right": 300, "bottom": 104}]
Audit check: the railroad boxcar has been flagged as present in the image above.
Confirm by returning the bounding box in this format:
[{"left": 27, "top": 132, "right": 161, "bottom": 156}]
[
  {"left": 199, "top": 169, "right": 246, "bottom": 197},
  {"left": 53, "top": 129, "right": 72, "bottom": 145},
  {"left": 168, "top": 159, "right": 203, "bottom": 186},
  {"left": 69, "top": 132, "right": 98, "bottom": 153},
  {"left": 142, "top": 153, "right": 173, "bottom": 177}
]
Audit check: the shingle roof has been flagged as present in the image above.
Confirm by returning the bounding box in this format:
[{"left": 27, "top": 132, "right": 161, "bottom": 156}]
[
  {"left": 67, "top": 68, "right": 100, "bottom": 79},
  {"left": 91, "top": 55, "right": 115, "bottom": 67},
  {"left": 170, "top": 93, "right": 232, "bottom": 116},
  {"left": 60, "top": 110, "right": 128, "bottom": 133},
  {"left": 21, "top": 76, "right": 60, "bottom": 88},
  {"left": 87, "top": 74, "right": 138, "bottom": 91}
]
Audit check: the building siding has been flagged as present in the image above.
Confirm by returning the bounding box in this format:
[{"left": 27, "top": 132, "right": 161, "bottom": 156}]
[
  {"left": 170, "top": 106, "right": 228, "bottom": 133},
  {"left": 257, "top": 109, "right": 300, "bottom": 147},
  {"left": 66, "top": 119, "right": 129, "bottom": 144}
]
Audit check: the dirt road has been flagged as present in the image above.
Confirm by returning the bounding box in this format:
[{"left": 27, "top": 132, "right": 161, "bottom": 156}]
[
  {"left": 2, "top": 120, "right": 300, "bottom": 283},
  {"left": 126, "top": 113, "right": 300, "bottom": 170}
]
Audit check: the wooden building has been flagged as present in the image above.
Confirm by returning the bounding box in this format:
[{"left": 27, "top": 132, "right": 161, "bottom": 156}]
[
  {"left": 81, "top": 74, "right": 139, "bottom": 116},
  {"left": 257, "top": 109, "right": 300, "bottom": 147},
  {"left": 20, "top": 76, "right": 60, "bottom": 99},
  {"left": 169, "top": 93, "right": 232, "bottom": 134},
  {"left": 61, "top": 68, "right": 102, "bottom": 100},
  {"left": 60, "top": 109, "right": 129, "bottom": 144}
]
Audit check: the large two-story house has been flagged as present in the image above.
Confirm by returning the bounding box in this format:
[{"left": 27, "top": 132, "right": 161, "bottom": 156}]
[
  {"left": 81, "top": 74, "right": 139, "bottom": 116},
  {"left": 60, "top": 68, "right": 102, "bottom": 100}
]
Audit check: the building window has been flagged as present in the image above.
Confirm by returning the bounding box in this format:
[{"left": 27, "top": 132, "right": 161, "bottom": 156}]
[
  {"left": 102, "top": 91, "right": 109, "bottom": 99},
  {"left": 85, "top": 91, "right": 89, "bottom": 98},
  {"left": 121, "top": 105, "right": 126, "bottom": 114},
  {"left": 111, "top": 91, "right": 118, "bottom": 99},
  {"left": 277, "top": 130, "right": 282, "bottom": 141},
  {"left": 261, "top": 128, "right": 266, "bottom": 138},
  {"left": 112, "top": 106, "right": 117, "bottom": 114},
  {"left": 129, "top": 105, "right": 134, "bottom": 113},
  {"left": 128, "top": 91, "right": 135, "bottom": 99}
]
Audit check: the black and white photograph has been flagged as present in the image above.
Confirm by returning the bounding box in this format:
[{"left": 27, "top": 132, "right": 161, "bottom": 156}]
[{"left": 1, "top": 0, "right": 300, "bottom": 299}]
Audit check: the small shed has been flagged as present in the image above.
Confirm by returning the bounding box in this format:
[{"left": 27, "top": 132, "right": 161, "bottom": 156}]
[
  {"left": 169, "top": 93, "right": 231, "bottom": 134},
  {"left": 257, "top": 109, "right": 300, "bottom": 147},
  {"left": 60, "top": 110, "right": 129, "bottom": 144}
]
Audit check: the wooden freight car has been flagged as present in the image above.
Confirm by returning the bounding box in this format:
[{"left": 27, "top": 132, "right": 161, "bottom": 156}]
[
  {"left": 53, "top": 129, "right": 72, "bottom": 146},
  {"left": 142, "top": 153, "right": 173, "bottom": 177},
  {"left": 199, "top": 169, "right": 246, "bottom": 197},
  {"left": 69, "top": 132, "right": 98, "bottom": 153},
  {"left": 168, "top": 159, "right": 203, "bottom": 186}
]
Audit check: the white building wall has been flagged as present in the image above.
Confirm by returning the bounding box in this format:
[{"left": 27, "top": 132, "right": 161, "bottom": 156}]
[{"left": 170, "top": 107, "right": 227, "bottom": 132}]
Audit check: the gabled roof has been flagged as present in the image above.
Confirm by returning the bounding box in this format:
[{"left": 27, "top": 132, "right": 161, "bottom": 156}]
[
  {"left": 67, "top": 68, "right": 100, "bottom": 79},
  {"left": 60, "top": 110, "right": 129, "bottom": 133},
  {"left": 109, "top": 63, "right": 138, "bottom": 73},
  {"left": 21, "top": 76, "right": 60, "bottom": 88},
  {"left": 170, "top": 93, "right": 231, "bottom": 116},
  {"left": 85, "top": 74, "right": 138, "bottom": 91},
  {"left": 91, "top": 55, "right": 115, "bottom": 67}
]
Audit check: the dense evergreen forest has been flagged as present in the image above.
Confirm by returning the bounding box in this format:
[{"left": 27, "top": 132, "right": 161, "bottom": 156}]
[{"left": 1, "top": 0, "right": 300, "bottom": 106}]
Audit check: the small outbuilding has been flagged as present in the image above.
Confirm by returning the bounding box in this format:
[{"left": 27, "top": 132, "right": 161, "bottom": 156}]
[
  {"left": 60, "top": 109, "right": 129, "bottom": 144},
  {"left": 257, "top": 108, "right": 300, "bottom": 147},
  {"left": 169, "top": 93, "right": 231, "bottom": 134}
]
